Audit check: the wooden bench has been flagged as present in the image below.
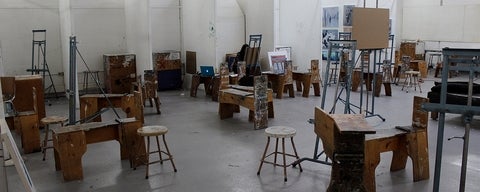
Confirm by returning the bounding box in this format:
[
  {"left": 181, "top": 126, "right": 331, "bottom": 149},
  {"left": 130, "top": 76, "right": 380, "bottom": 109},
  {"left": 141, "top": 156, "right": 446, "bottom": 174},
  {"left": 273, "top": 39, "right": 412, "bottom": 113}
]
[
  {"left": 52, "top": 118, "right": 146, "bottom": 181},
  {"left": 13, "top": 87, "right": 41, "bottom": 154},
  {"left": 80, "top": 93, "right": 143, "bottom": 123},
  {"left": 190, "top": 74, "right": 214, "bottom": 97},
  {"left": 293, "top": 59, "right": 321, "bottom": 97},
  {"left": 218, "top": 77, "right": 274, "bottom": 129},
  {"left": 315, "top": 96, "right": 430, "bottom": 191}
]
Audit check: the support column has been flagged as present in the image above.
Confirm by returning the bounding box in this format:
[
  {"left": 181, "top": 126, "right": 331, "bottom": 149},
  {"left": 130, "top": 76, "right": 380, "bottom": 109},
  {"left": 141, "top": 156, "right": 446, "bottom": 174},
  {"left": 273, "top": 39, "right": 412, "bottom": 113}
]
[{"left": 59, "top": 0, "right": 79, "bottom": 109}]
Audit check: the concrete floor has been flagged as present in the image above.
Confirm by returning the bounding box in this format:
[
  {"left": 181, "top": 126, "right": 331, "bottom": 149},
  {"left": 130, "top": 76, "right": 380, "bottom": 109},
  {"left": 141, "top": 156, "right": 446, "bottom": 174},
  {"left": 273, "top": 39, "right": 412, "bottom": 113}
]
[{"left": 2, "top": 72, "right": 480, "bottom": 191}]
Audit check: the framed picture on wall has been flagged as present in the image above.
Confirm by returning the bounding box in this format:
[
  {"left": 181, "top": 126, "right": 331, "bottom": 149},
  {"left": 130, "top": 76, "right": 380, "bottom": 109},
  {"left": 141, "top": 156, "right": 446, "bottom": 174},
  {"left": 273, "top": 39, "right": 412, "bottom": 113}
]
[
  {"left": 323, "top": 7, "right": 339, "bottom": 28},
  {"left": 344, "top": 5, "right": 354, "bottom": 26},
  {"left": 322, "top": 29, "right": 339, "bottom": 49}
]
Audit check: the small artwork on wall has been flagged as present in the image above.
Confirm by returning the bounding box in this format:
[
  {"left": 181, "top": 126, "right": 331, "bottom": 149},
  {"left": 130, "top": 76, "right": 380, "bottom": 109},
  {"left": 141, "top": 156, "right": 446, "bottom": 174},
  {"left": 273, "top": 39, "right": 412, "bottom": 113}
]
[
  {"left": 344, "top": 5, "right": 354, "bottom": 26},
  {"left": 323, "top": 7, "right": 339, "bottom": 28},
  {"left": 322, "top": 29, "right": 339, "bottom": 49},
  {"left": 389, "top": 19, "right": 392, "bottom": 35}
]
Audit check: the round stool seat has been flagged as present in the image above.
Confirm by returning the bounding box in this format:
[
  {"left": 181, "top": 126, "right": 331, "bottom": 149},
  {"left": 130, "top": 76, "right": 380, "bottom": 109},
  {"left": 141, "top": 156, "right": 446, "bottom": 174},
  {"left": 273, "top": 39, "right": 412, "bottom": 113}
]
[
  {"left": 265, "top": 126, "right": 296, "bottom": 138},
  {"left": 41, "top": 116, "right": 68, "bottom": 125},
  {"left": 405, "top": 70, "right": 420, "bottom": 75},
  {"left": 41, "top": 115, "right": 67, "bottom": 161},
  {"left": 138, "top": 125, "right": 168, "bottom": 137}
]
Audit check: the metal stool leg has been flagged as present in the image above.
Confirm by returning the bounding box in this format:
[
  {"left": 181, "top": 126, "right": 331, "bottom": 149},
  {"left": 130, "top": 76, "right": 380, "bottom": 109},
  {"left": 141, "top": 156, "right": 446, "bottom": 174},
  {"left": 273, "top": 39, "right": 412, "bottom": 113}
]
[
  {"left": 161, "top": 134, "right": 177, "bottom": 172},
  {"left": 282, "top": 138, "right": 287, "bottom": 182},
  {"left": 156, "top": 136, "right": 163, "bottom": 164},
  {"left": 145, "top": 136, "right": 150, "bottom": 179},
  {"left": 290, "top": 137, "right": 303, "bottom": 172},
  {"left": 257, "top": 137, "right": 270, "bottom": 175},
  {"left": 401, "top": 74, "right": 409, "bottom": 92},
  {"left": 274, "top": 138, "right": 279, "bottom": 167},
  {"left": 42, "top": 125, "right": 50, "bottom": 161}
]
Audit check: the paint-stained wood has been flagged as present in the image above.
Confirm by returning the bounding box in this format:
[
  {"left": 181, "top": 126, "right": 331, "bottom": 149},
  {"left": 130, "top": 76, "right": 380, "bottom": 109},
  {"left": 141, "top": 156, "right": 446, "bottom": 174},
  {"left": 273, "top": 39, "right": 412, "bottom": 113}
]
[
  {"left": 218, "top": 77, "right": 274, "bottom": 129},
  {"left": 79, "top": 93, "right": 143, "bottom": 123},
  {"left": 254, "top": 75, "right": 268, "bottom": 129},
  {"left": 315, "top": 96, "right": 429, "bottom": 192},
  {"left": 104, "top": 54, "right": 137, "bottom": 94},
  {"left": 13, "top": 87, "right": 40, "bottom": 154},
  {"left": 13, "top": 75, "right": 45, "bottom": 124},
  {"left": 52, "top": 118, "right": 145, "bottom": 181}
]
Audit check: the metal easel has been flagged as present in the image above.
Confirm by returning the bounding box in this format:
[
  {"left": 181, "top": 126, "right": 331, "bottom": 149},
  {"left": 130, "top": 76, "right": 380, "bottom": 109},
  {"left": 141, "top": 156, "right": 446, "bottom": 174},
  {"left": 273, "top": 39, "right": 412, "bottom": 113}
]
[
  {"left": 28, "top": 30, "right": 58, "bottom": 98},
  {"left": 423, "top": 48, "right": 480, "bottom": 192},
  {"left": 292, "top": 40, "right": 357, "bottom": 166},
  {"left": 362, "top": 49, "right": 385, "bottom": 121}
]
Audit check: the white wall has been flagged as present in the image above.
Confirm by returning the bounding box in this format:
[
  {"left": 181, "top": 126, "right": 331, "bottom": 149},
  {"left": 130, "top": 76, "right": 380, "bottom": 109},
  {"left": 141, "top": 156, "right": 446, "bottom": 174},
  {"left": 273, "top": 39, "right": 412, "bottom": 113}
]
[
  {"left": 237, "top": 0, "right": 274, "bottom": 70},
  {"left": 215, "top": 0, "right": 244, "bottom": 68},
  {"left": 151, "top": 0, "right": 181, "bottom": 53},
  {"left": 0, "top": 0, "right": 63, "bottom": 88},
  {"left": 402, "top": 0, "right": 480, "bottom": 44},
  {"left": 2, "top": 0, "right": 479, "bottom": 94},
  {"left": 277, "top": 0, "right": 322, "bottom": 71},
  {"left": 72, "top": 1, "right": 127, "bottom": 72},
  {"left": 182, "top": 0, "right": 215, "bottom": 71}
]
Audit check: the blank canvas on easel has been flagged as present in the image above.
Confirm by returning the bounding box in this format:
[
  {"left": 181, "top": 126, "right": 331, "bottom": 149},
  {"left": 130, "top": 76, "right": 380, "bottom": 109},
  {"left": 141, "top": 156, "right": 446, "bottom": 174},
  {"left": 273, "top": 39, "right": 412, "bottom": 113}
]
[{"left": 352, "top": 8, "right": 389, "bottom": 50}]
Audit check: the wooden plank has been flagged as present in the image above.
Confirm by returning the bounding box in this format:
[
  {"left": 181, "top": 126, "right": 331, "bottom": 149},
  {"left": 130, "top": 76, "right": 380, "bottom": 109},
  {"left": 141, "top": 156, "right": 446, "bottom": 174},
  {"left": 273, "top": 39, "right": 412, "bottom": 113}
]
[
  {"left": 79, "top": 97, "right": 100, "bottom": 122},
  {"left": 254, "top": 75, "right": 268, "bottom": 129},
  {"left": 52, "top": 122, "right": 113, "bottom": 134},
  {"left": 314, "top": 107, "right": 336, "bottom": 158},
  {"left": 53, "top": 130, "right": 87, "bottom": 181},
  {"left": 84, "top": 124, "right": 118, "bottom": 144},
  {"left": 79, "top": 93, "right": 142, "bottom": 123},
  {"left": 186, "top": 51, "right": 196, "bottom": 74},
  {"left": 13, "top": 75, "right": 45, "bottom": 124},
  {"left": 221, "top": 88, "right": 254, "bottom": 97},
  {"left": 120, "top": 119, "right": 146, "bottom": 167},
  {"left": 412, "top": 96, "right": 429, "bottom": 130},
  {"left": 229, "top": 85, "right": 254, "bottom": 92},
  {"left": 14, "top": 114, "right": 40, "bottom": 153},
  {"left": 104, "top": 54, "right": 137, "bottom": 94},
  {"left": 0, "top": 119, "right": 37, "bottom": 192},
  {"left": 330, "top": 114, "right": 376, "bottom": 134},
  {"left": 153, "top": 52, "right": 181, "bottom": 71},
  {"left": 13, "top": 87, "right": 40, "bottom": 154}
]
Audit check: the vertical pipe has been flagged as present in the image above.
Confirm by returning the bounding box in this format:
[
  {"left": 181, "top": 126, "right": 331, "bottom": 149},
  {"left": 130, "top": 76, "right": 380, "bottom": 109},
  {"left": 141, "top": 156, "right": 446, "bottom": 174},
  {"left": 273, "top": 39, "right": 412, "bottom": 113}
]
[
  {"left": 68, "top": 36, "right": 76, "bottom": 125},
  {"left": 459, "top": 70, "right": 474, "bottom": 192},
  {"left": 31, "top": 31, "right": 34, "bottom": 75},
  {"left": 433, "top": 51, "right": 449, "bottom": 192},
  {"left": 371, "top": 50, "right": 377, "bottom": 114},
  {"left": 43, "top": 31, "right": 47, "bottom": 91},
  {"left": 179, "top": 0, "right": 184, "bottom": 60}
]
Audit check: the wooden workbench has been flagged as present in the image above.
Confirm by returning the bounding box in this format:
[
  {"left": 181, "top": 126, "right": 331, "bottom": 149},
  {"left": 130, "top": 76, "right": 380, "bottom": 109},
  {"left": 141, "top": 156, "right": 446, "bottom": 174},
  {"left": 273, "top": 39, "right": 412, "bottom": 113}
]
[{"left": 52, "top": 118, "right": 146, "bottom": 181}]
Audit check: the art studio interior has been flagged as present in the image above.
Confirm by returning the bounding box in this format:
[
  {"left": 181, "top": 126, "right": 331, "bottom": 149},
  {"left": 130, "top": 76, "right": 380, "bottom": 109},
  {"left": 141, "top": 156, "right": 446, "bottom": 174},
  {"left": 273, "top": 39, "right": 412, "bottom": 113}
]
[{"left": 1, "top": 0, "right": 480, "bottom": 191}]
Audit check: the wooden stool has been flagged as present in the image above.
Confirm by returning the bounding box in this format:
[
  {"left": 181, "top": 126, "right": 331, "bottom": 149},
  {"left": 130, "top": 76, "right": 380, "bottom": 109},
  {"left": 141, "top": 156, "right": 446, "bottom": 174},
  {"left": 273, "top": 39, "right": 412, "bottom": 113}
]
[
  {"left": 41, "top": 115, "right": 67, "bottom": 161},
  {"left": 257, "top": 126, "right": 302, "bottom": 182},
  {"left": 137, "top": 125, "right": 177, "bottom": 179},
  {"left": 83, "top": 70, "right": 100, "bottom": 94},
  {"left": 402, "top": 71, "right": 422, "bottom": 93}
]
